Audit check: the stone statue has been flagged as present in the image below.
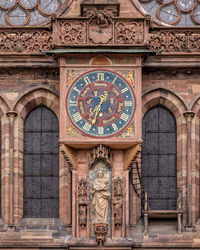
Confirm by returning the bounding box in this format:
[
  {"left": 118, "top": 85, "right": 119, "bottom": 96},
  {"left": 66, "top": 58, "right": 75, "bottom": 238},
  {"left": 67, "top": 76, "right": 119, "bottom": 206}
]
[{"left": 92, "top": 171, "right": 110, "bottom": 223}]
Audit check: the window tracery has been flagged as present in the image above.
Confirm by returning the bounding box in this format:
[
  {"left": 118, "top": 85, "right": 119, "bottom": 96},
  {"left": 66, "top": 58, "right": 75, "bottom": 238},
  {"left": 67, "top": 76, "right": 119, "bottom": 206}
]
[
  {"left": 139, "top": 0, "right": 200, "bottom": 26},
  {"left": 0, "top": 0, "right": 66, "bottom": 26}
]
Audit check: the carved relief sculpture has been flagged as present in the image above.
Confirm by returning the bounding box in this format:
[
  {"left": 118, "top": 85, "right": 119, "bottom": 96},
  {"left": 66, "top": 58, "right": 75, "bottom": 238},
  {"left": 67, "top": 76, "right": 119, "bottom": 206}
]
[
  {"left": 78, "top": 177, "right": 89, "bottom": 230},
  {"left": 113, "top": 177, "right": 124, "bottom": 229},
  {"left": 92, "top": 171, "right": 110, "bottom": 223},
  {"left": 92, "top": 170, "right": 110, "bottom": 245},
  {"left": 88, "top": 9, "right": 113, "bottom": 44}
]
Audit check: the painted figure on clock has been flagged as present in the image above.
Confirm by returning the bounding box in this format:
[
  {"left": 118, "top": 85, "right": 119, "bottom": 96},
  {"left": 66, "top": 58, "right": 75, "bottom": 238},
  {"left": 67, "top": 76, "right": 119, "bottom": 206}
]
[{"left": 66, "top": 69, "right": 136, "bottom": 138}]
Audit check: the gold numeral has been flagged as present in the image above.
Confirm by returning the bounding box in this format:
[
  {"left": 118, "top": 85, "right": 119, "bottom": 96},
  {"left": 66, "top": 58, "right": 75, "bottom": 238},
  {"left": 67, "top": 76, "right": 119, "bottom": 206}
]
[
  {"left": 98, "top": 127, "right": 104, "bottom": 135},
  {"left": 73, "top": 112, "right": 82, "bottom": 122},
  {"left": 120, "top": 113, "right": 129, "bottom": 121},
  {"left": 84, "top": 76, "right": 91, "bottom": 85},
  {"left": 97, "top": 73, "right": 104, "bottom": 81},
  {"left": 83, "top": 122, "right": 91, "bottom": 131},
  {"left": 112, "top": 123, "right": 118, "bottom": 131}
]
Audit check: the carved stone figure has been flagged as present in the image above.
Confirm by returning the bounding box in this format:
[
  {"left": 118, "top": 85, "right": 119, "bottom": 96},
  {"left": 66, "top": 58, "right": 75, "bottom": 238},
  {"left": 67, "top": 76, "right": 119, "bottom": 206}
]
[
  {"left": 113, "top": 177, "right": 124, "bottom": 229},
  {"left": 92, "top": 171, "right": 110, "bottom": 223},
  {"left": 88, "top": 10, "right": 112, "bottom": 44},
  {"left": 79, "top": 204, "right": 87, "bottom": 229}
]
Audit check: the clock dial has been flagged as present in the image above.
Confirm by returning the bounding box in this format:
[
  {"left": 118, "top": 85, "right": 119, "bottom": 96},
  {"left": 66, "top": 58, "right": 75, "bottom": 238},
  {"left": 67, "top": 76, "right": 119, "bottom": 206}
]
[{"left": 66, "top": 69, "right": 136, "bottom": 138}]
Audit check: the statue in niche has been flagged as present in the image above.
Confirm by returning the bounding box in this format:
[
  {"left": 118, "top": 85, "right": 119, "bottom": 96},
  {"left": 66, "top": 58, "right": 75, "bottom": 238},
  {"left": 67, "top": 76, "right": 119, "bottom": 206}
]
[{"left": 92, "top": 171, "right": 110, "bottom": 223}]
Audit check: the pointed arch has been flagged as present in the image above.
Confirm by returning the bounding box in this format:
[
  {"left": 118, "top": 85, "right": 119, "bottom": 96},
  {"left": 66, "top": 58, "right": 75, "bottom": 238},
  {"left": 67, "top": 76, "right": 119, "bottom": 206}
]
[
  {"left": 14, "top": 87, "right": 59, "bottom": 121},
  {"left": 143, "top": 88, "right": 187, "bottom": 122}
]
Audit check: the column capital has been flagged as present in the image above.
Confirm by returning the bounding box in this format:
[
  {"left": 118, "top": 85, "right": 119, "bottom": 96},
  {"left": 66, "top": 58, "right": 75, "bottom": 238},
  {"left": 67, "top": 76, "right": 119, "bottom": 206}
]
[{"left": 183, "top": 111, "right": 195, "bottom": 122}]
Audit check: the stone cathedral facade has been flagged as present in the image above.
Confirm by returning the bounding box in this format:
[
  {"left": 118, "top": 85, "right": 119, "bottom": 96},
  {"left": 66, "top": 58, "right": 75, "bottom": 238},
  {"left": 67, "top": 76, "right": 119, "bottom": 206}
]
[{"left": 0, "top": 0, "right": 200, "bottom": 249}]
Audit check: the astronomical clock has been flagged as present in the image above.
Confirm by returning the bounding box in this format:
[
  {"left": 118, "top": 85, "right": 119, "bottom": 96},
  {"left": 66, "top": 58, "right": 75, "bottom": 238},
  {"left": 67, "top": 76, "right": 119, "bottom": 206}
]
[{"left": 66, "top": 69, "right": 136, "bottom": 138}]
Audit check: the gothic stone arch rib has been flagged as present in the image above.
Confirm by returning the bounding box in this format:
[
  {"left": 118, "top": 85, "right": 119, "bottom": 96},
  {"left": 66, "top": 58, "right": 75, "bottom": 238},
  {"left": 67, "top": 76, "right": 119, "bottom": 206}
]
[{"left": 14, "top": 87, "right": 59, "bottom": 121}]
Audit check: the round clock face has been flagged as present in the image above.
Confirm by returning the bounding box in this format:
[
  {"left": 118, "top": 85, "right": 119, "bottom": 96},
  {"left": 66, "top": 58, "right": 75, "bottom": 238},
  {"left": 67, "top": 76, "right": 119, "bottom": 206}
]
[{"left": 66, "top": 69, "right": 136, "bottom": 138}]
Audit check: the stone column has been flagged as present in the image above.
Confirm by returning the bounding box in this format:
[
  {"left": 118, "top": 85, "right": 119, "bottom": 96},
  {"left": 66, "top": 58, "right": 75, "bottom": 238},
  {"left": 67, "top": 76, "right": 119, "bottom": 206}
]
[
  {"left": 6, "top": 111, "right": 17, "bottom": 229},
  {"left": 184, "top": 111, "right": 195, "bottom": 229}
]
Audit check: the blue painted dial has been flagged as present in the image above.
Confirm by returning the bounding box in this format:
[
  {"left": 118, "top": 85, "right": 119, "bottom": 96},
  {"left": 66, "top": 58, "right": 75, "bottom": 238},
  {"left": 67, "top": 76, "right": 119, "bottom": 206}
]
[{"left": 66, "top": 69, "right": 136, "bottom": 138}]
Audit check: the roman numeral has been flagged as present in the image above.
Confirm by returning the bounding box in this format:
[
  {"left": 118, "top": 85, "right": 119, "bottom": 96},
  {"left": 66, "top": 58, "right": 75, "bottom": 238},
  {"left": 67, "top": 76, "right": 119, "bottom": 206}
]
[
  {"left": 125, "top": 101, "right": 133, "bottom": 107},
  {"left": 83, "top": 122, "right": 91, "bottom": 131},
  {"left": 97, "top": 73, "right": 104, "bottom": 81},
  {"left": 84, "top": 76, "right": 91, "bottom": 85},
  {"left": 112, "top": 123, "right": 118, "bottom": 131},
  {"left": 120, "top": 113, "right": 129, "bottom": 121},
  {"left": 73, "top": 86, "right": 80, "bottom": 93},
  {"left": 121, "top": 87, "right": 128, "bottom": 93},
  {"left": 69, "top": 100, "right": 77, "bottom": 106},
  {"left": 72, "top": 112, "right": 82, "bottom": 122},
  {"left": 98, "top": 127, "right": 104, "bottom": 135}
]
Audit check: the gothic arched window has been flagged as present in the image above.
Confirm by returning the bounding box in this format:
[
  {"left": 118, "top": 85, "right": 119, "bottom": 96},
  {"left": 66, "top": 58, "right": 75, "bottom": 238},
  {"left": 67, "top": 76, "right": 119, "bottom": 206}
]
[
  {"left": 142, "top": 106, "right": 177, "bottom": 210},
  {"left": 139, "top": 0, "right": 200, "bottom": 26},
  {"left": 24, "top": 106, "right": 59, "bottom": 217},
  {"left": 0, "top": 0, "right": 66, "bottom": 26}
]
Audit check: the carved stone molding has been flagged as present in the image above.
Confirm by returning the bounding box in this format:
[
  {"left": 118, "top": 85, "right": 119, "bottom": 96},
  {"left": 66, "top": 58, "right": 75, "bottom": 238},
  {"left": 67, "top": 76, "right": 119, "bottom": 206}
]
[
  {"left": 93, "top": 223, "right": 109, "bottom": 246},
  {"left": 124, "top": 143, "right": 142, "bottom": 170},
  {"left": 0, "top": 30, "right": 52, "bottom": 54},
  {"left": 184, "top": 111, "right": 195, "bottom": 122},
  {"left": 60, "top": 144, "right": 77, "bottom": 170},
  {"left": 89, "top": 144, "right": 112, "bottom": 169},
  {"left": 149, "top": 29, "right": 200, "bottom": 54}
]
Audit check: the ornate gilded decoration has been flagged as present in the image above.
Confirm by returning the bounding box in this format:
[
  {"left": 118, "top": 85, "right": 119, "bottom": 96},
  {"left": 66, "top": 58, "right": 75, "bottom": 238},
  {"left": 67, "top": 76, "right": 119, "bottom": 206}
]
[
  {"left": 139, "top": 0, "right": 200, "bottom": 26},
  {"left": 89, "top": 145, "right": 112, "bottom": 169},
  {"left": 0, "top": 0, "right": 66, "bottom": 26}
]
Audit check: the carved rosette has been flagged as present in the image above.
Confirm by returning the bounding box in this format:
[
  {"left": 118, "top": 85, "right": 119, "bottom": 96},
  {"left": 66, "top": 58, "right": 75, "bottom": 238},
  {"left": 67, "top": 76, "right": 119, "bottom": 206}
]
[
  {"left": 115, "top": 21, "right": 144, "bottom": 45},
  {"left": 93, "top": 223, "right": 109, "bottom": 246},
  {"left": 57, "top": 21, "right": 86, "bottom": 45},
  {"left": 89, "top": 144, "right": 112, "bottom": 169},
  {"left": 78, "top": 177, "right": 89, "bottom": 229}
]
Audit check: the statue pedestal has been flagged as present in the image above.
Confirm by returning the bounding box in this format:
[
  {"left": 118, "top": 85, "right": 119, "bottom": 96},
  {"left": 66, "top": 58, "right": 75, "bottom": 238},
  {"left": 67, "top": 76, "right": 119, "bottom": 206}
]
[{"left": 93, "top": 223, "right": 109, "bottom": 246}]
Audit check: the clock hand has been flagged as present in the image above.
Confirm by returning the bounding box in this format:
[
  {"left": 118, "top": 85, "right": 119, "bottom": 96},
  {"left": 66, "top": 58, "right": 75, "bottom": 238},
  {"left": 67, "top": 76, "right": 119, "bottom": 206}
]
[{"left": 90, "top": 95, "right": 107, "bottom": 125}]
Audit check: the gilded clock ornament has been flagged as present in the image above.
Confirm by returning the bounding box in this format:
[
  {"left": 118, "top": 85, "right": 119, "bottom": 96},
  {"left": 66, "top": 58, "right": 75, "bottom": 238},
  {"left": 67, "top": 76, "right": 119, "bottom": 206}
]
[{"left": 66, "top": 69, "right": 136, "bottom": 138}]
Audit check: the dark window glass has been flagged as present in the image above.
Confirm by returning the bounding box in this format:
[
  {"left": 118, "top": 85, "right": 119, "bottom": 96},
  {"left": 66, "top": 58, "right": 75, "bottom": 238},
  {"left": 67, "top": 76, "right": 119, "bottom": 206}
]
[
  {"left": 142, "top": 106, "right": 177, "bottom": 210},
  {"left": 24, "top": 106, "right": 59, "bottom": 217}
]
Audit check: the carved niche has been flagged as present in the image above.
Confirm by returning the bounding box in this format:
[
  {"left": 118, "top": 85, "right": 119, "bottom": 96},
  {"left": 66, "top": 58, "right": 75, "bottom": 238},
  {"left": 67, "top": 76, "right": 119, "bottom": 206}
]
[
  {"left": 77, "top": 177, "right": 89, "bottom": 229},
  {"left": 89, "top": 144, "right": 112, "bottom": 169},
  {"left": 89, "top": 145, "right": 112, "bottom": 245}
]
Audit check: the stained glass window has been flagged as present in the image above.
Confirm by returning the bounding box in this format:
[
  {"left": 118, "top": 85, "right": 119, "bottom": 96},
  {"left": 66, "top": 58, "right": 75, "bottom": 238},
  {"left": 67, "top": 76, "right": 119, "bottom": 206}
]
[
  {"left": 139, "top": 0, "right": 200, "bottom": 26},
  {"left": 0, "top": 0, "right": 66, "bottom": 26}
]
